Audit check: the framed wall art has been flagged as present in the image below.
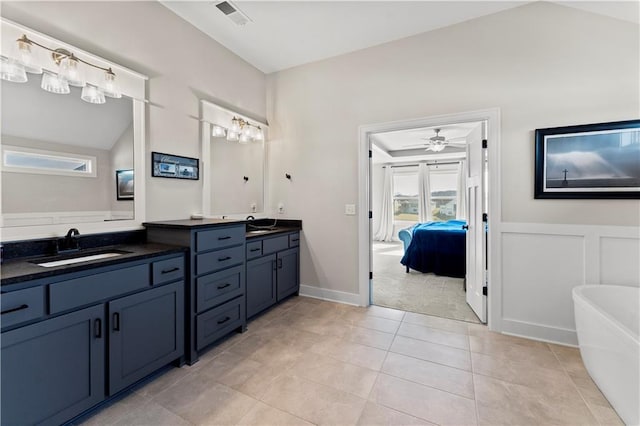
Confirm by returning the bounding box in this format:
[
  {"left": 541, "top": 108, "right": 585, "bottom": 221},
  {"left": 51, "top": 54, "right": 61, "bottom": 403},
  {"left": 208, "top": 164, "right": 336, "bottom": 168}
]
[
  {"left": 151, "top": 152, "right": 199, "bottom": 180},
  {"left": 534, "top": 119, "right": 640, "bottom": 199},
  {"left": 116, "top": 169, "right": 134, "bottom": 200}
]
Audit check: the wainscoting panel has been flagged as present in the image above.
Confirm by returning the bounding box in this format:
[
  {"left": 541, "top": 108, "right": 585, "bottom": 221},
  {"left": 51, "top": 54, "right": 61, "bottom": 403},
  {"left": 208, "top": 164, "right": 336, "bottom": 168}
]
[{"left": 500, "top": 222, "right": 639, "bottom": 346}]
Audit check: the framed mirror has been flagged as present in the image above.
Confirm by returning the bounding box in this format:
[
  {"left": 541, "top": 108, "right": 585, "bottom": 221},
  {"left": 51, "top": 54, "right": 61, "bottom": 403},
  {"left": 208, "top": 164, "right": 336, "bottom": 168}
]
[
  {"left": 0, "top": 18, "right": 147, "bottom": 241},
  {"left": 201, "top": 100, "right": 267, "bottom": 216}
]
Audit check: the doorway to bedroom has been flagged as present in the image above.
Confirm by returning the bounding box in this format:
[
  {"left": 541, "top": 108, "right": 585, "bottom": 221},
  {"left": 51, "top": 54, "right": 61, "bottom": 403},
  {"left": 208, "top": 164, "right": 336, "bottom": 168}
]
[{"left": 369, "top": 120, "right": 486, "bottom": 324}]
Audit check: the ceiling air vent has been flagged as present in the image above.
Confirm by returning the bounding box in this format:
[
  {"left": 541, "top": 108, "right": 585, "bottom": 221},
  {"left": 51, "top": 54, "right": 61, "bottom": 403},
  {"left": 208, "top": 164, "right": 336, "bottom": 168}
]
[{"left": 215, "top": 1, "right": 252, "bottom": 26}]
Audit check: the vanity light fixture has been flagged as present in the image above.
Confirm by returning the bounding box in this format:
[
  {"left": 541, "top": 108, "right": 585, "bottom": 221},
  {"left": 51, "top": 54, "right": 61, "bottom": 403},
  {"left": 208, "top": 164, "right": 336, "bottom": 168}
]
[
  {"left": 215, "top": 116, "right": 264, "bottom": 144},
  {"left": 0, "top": 34, "right": 122, "bottom": 104}
]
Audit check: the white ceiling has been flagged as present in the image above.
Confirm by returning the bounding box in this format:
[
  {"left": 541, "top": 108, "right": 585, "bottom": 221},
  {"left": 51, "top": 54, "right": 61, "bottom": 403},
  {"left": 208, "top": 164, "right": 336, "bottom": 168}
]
[
  {"left": 1, "top": 77, "right": 133, "bottom": 150},
  {"left": 161, "top": 1, "right": 639, "bottom": 74},
  {"left": 371, "top": 122, "right": 482, "bottom": 164}
]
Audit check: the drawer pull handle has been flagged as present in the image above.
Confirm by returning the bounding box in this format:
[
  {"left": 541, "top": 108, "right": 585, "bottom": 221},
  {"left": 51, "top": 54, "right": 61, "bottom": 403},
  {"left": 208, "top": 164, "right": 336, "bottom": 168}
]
[
  {"left": 94, "top": 318, "right": 102, "bottom": 339},
  {"left": 217, "top": 283, "right": 231, "bottom": 290},
  {"left": 161, "top": 267, "right": 180, "bottom": 274},
  {"left": 217, "top": 316, "right": 231, "bottom": 325},
  {"left": 250, "top": 248, "right": 261, "bottom": 252},
  {"left": 1, "top": 304, "right": 28, "bottom": 315},
  {"left": 291, "top": 239, "right": 299, "bottom": 242},
  {"left": 218, "top": 256, "right": 232, "bottom": 261},
  {"left": 218, "top": 236, "right": 232, "bottom": 240},
  {"left": 113, "top": 312, "right": 120, "bottom": 331}
]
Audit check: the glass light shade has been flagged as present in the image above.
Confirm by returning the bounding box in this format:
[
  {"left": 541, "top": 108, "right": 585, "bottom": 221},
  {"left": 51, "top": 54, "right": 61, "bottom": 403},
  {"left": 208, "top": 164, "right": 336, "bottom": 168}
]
[
  {"left": 41, "top": 70, "right": 70, "bottom": 94},
  {"left": 230, "top": 118, "right": 241, "bottom": 133},
  {"left": 0, "top": 55, "right": 27, "bottom": 83},
  {"left": 59, "top": 56, "right": 85, "bottom": 87},
  {"left": 254, "top": 127, "right": 264, "bottom": 141},
  {"left": 430, "top": 144, "right": 445, "bottom": 152},
  {"left": 102, "top": 69, "right": 121, "bottom": 98},
  {"left": 226, "top": 131, "right": 239, "bottom": 142},
  {"left": 239, "top": 133, "right": 251, "bottom": 144},
  {"left": 17, "top": 39, "right": 42, "bottom": 74},
  {"left": 212, "top": 125, "right": 227, "bottom": 137},
  {"left": 81, "top": 84, "right": 106, "bottom": 104},
  {"left": 241, "top": 125, "right": 253, "bottom": 138}
]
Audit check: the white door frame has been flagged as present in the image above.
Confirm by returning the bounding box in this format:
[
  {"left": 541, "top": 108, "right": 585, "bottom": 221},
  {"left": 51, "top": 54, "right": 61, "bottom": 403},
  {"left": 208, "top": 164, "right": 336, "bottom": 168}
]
[{"left": 357, "top": 108, "right": 502, "bottom": 331}]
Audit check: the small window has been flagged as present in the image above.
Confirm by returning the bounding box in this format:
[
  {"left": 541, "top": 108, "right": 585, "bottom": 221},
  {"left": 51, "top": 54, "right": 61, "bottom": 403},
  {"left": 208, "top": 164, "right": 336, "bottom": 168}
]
[
  {"left": 1, "top": 145, "right": 96, "bottom": 177},
  {"left": 393, "top": 168, "right": 419, "bottom": 223}
]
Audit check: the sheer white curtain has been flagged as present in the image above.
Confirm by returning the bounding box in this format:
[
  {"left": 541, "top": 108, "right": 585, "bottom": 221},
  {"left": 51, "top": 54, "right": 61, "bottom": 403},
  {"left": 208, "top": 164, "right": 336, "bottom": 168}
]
[
  {"left": 456, "top": 160, "right": 466, "bottom": 220},
  {"left": 374, "top": 166, "right": 395, "bottom": 241},
  {"left": 418, "top": 163, "right": 432, "bottom": 223}
]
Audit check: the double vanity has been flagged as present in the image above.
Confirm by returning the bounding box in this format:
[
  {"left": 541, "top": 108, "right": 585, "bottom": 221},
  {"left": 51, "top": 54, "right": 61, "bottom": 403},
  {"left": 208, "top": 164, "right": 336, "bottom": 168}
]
[{"left": 0, "top": 219, "right": 301, "bottom": 425}]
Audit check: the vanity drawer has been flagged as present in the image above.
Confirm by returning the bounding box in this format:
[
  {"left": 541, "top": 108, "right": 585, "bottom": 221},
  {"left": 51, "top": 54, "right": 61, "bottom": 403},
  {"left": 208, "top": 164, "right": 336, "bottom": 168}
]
[
  {"left": 196, "top": 246, "right": 244, "bottom": 276},
  {"left": 50, "top": 265, "right": 149, "bottom": 314},
  {"left": 289, "top": 233, "right": 300, "bottom": 247},
  {"left": 152, "top": 256, "right": 184, "bottom": 286},
  {"left": 196, "top": 296, "right": 245, "bottom": 350},
  {"left": 246, "top": 241, "right": 263, "bottom": 259},
  {"left": 1, "top": 286, "right": 45, "bottom": 329},
  {"left": 196, "top": 266, "right": 244, "bottom": 313},
  {"left": 262, "top": 235, "right": 289, "bottom": 255},
  {"left": 196, "top": 226, "right": 245, "bottom": 252}
]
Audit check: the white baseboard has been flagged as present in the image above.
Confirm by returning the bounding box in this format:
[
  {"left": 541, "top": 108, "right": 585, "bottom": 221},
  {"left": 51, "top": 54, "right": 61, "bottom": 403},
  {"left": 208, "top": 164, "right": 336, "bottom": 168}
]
[
  {"left": 299, "top": 284, "right": 362, "bottom": 306},
  {"left": 501, "top": 318, "right": 578, "bottom": 346}
]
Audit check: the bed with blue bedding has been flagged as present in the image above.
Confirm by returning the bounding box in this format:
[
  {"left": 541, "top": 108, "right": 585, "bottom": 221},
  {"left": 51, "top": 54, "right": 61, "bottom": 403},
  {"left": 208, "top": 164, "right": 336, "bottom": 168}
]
[{"left": 400, "top": 219, "right": 467, "bottom": 278}]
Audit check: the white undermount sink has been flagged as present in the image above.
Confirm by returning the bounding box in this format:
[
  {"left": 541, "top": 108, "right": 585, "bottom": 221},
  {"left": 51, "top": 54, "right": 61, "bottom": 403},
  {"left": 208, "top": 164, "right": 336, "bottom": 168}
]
[{"left": 35, "top": 252, "right": 124, "bottom": 268}]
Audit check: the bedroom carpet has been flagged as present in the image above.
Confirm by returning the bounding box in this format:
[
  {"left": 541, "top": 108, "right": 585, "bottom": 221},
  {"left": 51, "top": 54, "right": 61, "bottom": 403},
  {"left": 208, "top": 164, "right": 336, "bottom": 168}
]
[{"left": 372, "top": 241, "right": 481, "bottom": 324}]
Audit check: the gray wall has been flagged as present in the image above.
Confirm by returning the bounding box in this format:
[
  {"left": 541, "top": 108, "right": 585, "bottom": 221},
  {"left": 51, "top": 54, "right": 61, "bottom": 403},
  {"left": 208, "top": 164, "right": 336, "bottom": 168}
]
[
  {"left": 110, "top": 124, "right": 134, "bottom": 214},
  {"left": 1, "top": 1, "right": 266, "bottom": 222}
]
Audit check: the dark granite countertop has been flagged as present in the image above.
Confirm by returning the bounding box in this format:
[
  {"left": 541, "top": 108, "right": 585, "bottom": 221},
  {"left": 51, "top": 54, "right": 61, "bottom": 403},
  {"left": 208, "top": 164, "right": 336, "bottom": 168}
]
[
  {"left": 143, "top": 218, "right": 246, "bottom": 229},
  {"left": 1, "top": 243, "right": 187, "bottom": 287},
  {"left": 246, "top": 226, "right": 301, "bottom": 239}
]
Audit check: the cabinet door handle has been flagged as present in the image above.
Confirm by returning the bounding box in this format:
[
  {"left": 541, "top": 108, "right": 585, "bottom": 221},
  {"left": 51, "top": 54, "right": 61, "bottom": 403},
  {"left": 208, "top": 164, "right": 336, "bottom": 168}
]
[
  {"left": 217, "top": 316, "right": 231, "bottom": 325},
  {"left": 1, "top": 304, "right": 28, "bottom": 315},
  {"left": 217, "top": 283, "right": 231, "bottom": 290},
  {"left": 161, "top": 267, "right": 179, "bottom": 274},
  {"left": 291, "top": 238, "right": 299, "bottom": 242},
  {"left": 250, "top": 248, "right": 261, "bottom": 252},
  {"left": 113, "top": 312, "right": 120, "bottom": 331},
  {"left": 278, "top": 258, "right": 283, "bottom": 269},
  {"left": 217, "top": 236, "right": 231, "bottom": 240},
  {"left": 94, "top": 318, "right": 102, "bottom": 338},
  {"left": 218, "top": 256, "right": 231, "bottom": 261}
]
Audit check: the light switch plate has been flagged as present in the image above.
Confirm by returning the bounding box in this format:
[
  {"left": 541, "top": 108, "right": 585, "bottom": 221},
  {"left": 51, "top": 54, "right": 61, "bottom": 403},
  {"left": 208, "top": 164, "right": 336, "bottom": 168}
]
[{"left": 345, "top": 204, "right": 356, "bottom": 215}]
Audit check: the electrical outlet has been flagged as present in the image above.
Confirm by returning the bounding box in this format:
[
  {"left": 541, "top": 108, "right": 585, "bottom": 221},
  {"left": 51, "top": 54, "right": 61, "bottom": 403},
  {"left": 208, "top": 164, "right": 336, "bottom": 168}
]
[
  {"left": 345, "top": 204, "right": 356, "bottom": 215},
  {"left": 278, "top": 203, "right": 285, "bottom": 214}
]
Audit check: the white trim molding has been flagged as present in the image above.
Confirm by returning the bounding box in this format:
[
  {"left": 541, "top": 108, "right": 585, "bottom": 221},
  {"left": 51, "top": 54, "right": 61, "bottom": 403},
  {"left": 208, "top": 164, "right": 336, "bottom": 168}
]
[{"left": 298, "top": 284, "right": 361, "bottom": 306}]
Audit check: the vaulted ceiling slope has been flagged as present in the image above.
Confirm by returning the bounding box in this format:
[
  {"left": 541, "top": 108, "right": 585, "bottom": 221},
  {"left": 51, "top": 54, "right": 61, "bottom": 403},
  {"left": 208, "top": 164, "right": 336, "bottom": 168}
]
[{"left": 161, "top": 1, "right": 639, "bottom": 74}]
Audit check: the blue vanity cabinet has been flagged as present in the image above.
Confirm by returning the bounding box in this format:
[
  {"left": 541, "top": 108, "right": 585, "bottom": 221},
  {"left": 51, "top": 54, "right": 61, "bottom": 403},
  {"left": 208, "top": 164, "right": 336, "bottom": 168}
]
[
  {"left": 145, "top": 221, "right": 247, "bottom": 364},
  {"left": 108, "top": 280, "right": 184, "bottom": 395},
  {"left": 1, "top": 304, "right": 105, "bottom": 426},
  {"left": 246, "top": 231, "right": 300, "bottom": 319},
  {"left": 0, "top": 251, "right": 185, "bottom": 426},
  {"left": 246, "top": 254, "right": 277, "bottom": 318}
]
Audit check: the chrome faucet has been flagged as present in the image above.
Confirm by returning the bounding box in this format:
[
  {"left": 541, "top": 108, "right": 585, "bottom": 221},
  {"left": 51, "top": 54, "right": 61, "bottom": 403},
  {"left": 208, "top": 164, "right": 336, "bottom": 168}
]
[{"left": 246, "top": 215, "right": 255, "bottom": 221}]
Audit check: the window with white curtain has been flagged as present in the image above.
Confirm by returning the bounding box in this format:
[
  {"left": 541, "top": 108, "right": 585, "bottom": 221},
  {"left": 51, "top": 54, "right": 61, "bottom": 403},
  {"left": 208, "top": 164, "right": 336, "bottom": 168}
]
[
  {"left": 430, "top": 167, "right": 458, "bottom": 221},
  {"left": 392, "top": 167, "right": 419, "bottom": 222}
]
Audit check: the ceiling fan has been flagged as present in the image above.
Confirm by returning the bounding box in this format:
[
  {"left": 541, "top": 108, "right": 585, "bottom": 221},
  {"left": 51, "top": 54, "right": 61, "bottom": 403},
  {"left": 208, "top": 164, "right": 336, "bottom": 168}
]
[{"left": 404, "top": 128, "right": 467, "bottom": 152}]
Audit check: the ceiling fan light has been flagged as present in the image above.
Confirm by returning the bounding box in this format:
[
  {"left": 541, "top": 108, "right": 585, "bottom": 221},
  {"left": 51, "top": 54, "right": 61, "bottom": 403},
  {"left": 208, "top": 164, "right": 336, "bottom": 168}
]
[{"left": 430, "top": 144, "right": 445, "bottom": 152}]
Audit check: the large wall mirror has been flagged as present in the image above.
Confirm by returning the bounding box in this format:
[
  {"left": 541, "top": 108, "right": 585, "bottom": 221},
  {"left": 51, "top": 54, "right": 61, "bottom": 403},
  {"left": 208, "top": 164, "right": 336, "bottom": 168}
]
[
  {"left": 201, "top": 100, "right": 267, "bottom": 216},
  {"left": 0, "top": 18, "right": 147, "bottom": 241}
]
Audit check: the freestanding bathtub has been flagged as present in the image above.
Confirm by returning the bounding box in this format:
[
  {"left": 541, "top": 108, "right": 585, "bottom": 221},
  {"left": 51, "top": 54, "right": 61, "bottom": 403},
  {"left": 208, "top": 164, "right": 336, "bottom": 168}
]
[{"left": 573, "top": 285, "right": 639, "bottom": 426}]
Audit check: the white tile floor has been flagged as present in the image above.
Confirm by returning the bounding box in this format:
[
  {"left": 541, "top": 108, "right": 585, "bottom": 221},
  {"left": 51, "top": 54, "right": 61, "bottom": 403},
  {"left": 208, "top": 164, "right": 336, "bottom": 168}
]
[{"left": 77, "top": 296, "right": 622, "bottom": 426}]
